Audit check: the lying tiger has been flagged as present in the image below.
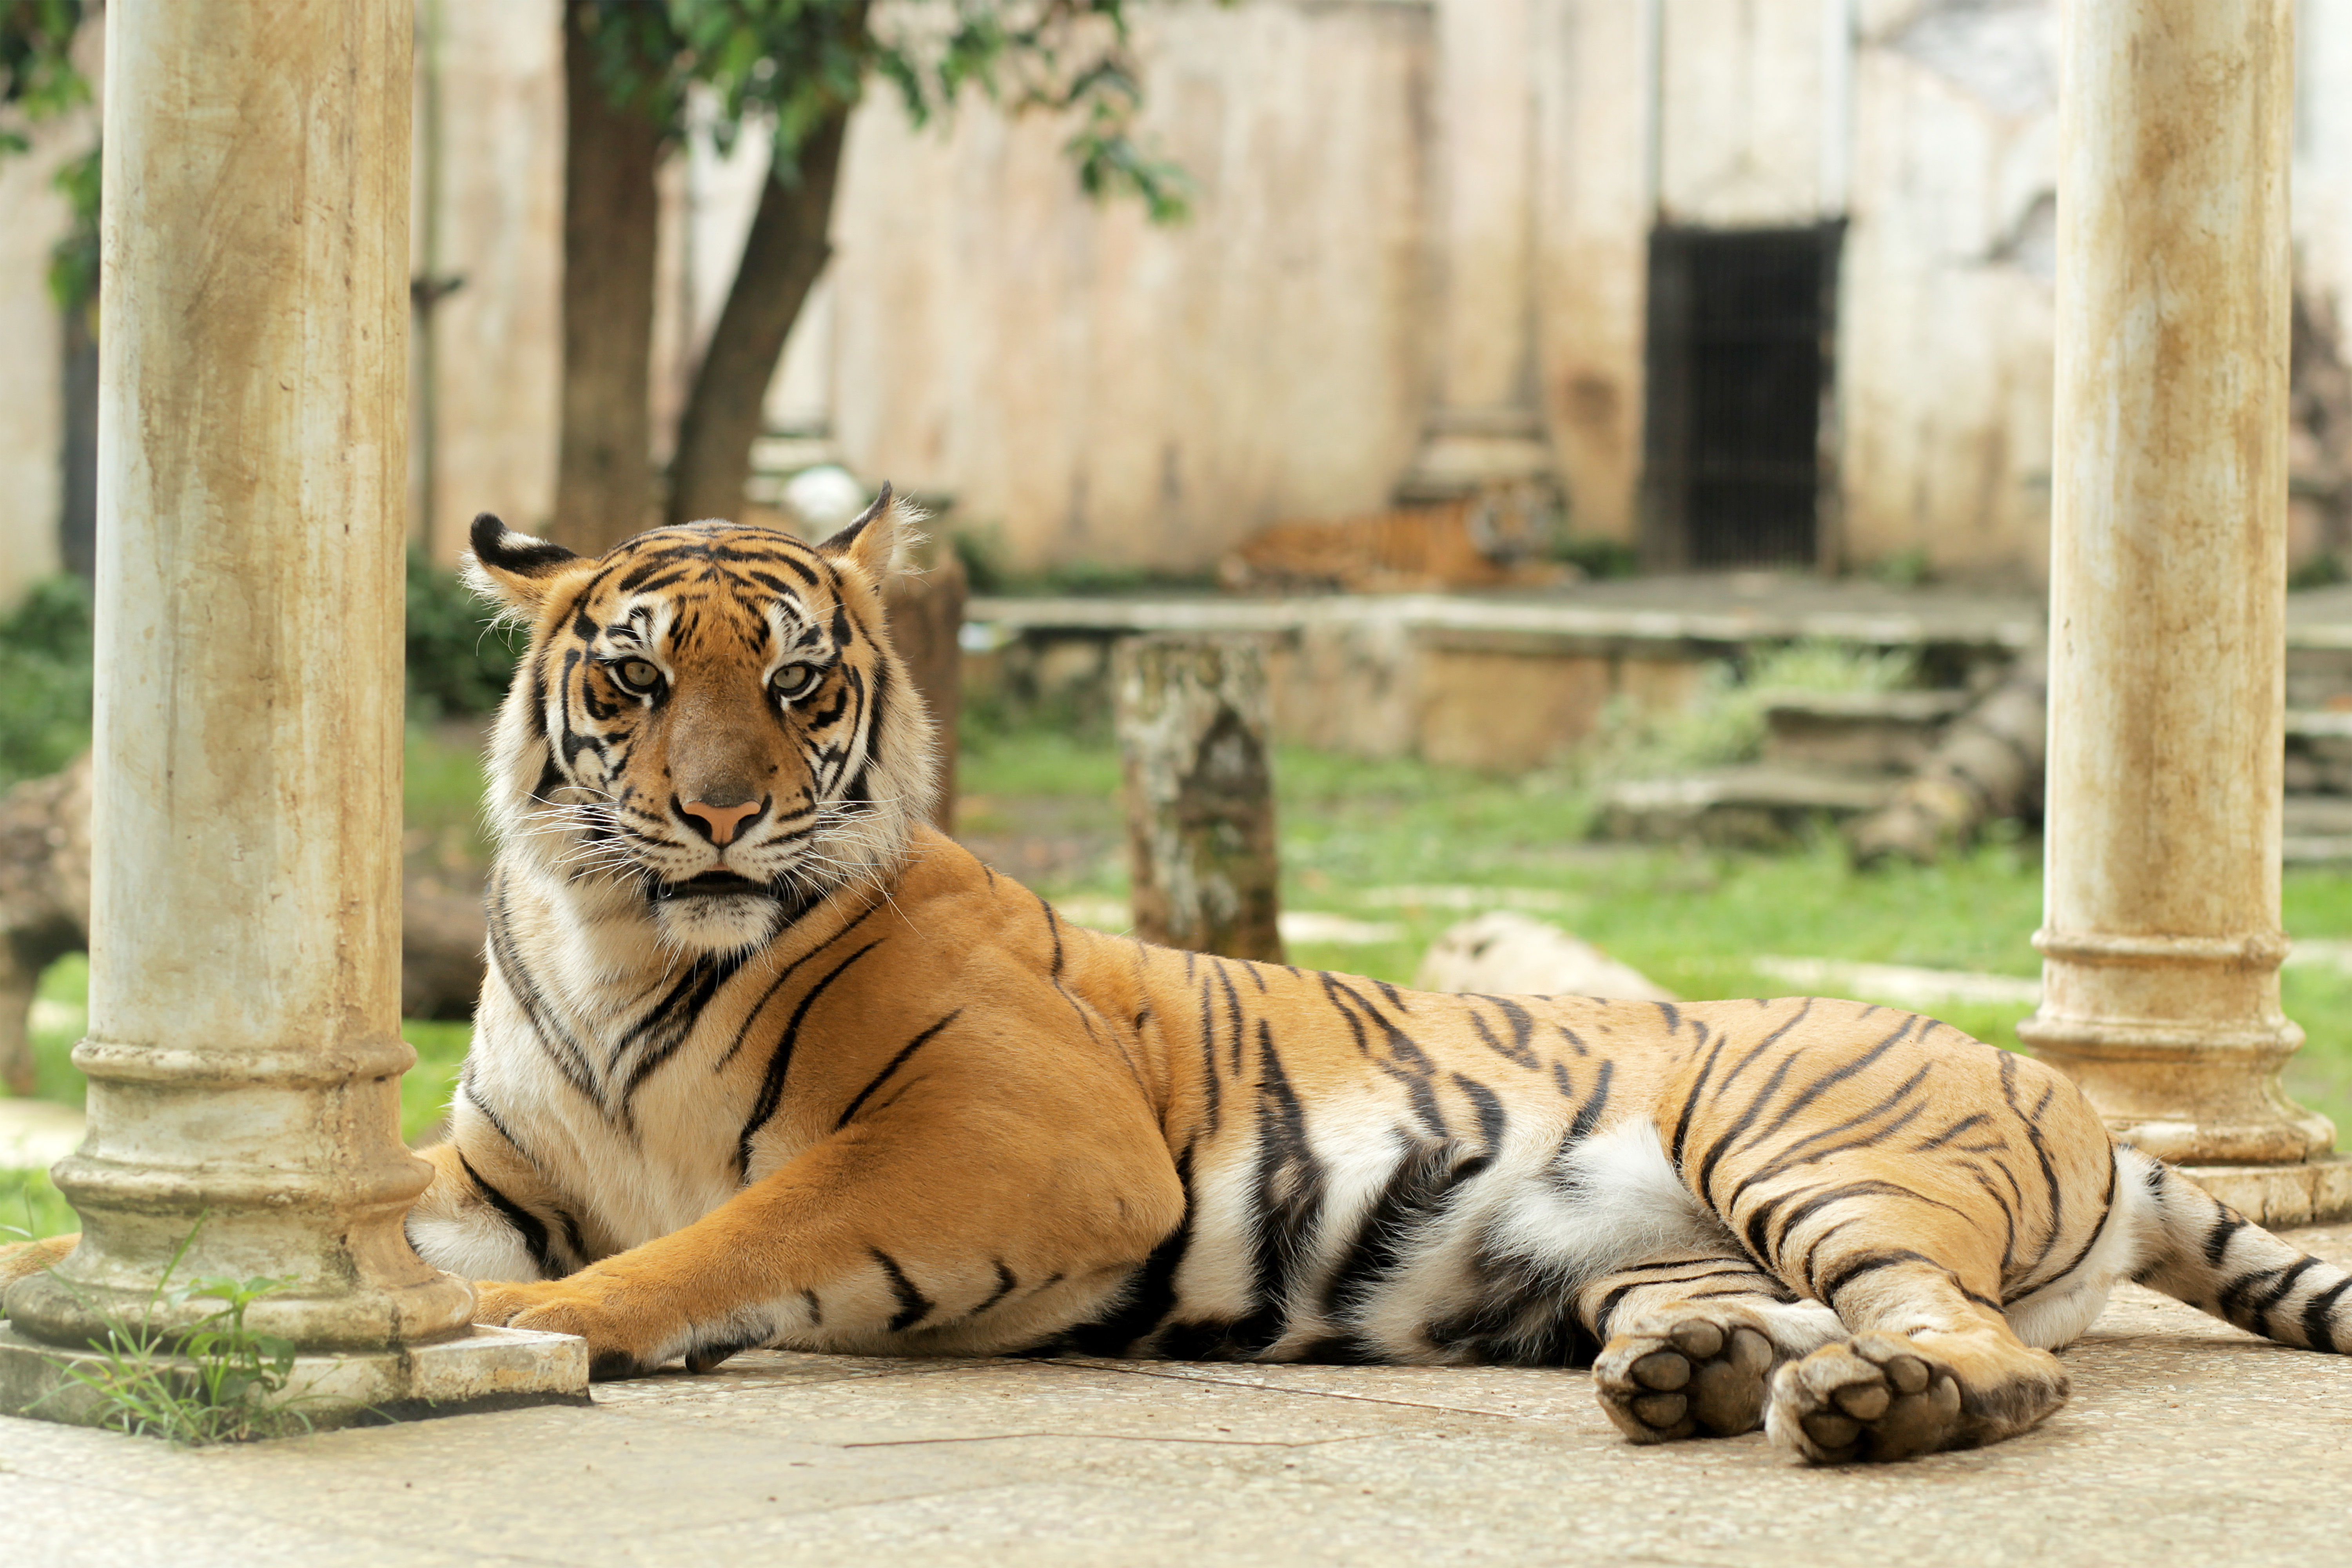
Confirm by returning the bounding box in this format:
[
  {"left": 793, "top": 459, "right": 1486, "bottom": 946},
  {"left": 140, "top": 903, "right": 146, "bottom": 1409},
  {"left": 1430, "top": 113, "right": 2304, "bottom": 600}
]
[
  {"left": 1216, "top": 482, "right": 1576, "bottom": 594},
  {"left": 12, "top": 492, "right": 2347, "bottom": 1464}
]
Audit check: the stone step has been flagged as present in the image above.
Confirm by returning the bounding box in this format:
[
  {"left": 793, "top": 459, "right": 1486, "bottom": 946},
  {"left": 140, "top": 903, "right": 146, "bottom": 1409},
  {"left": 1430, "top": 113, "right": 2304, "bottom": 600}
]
[
  {"left": 2287, "top": 708, "right": 2352, "bottom": 795},
  {"left": 1759, "top": 688, "right": 1973, "bottom": 775},
  {"left": 1599, "top": 766, "right": 1896, "bottom": 846},
  {"left": 2285, "top": 793, "right": 2352, "bottom": 862}
]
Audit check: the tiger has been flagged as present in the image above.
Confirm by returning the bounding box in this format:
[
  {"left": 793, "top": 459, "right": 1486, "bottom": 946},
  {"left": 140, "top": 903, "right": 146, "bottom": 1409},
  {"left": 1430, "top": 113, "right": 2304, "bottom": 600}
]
[
  {"left": 1217, "top": 481, "right": 1578, "bottom": 594},
  {"left": 8, "top": 490, "right": 2349, "bottom": 1465}
]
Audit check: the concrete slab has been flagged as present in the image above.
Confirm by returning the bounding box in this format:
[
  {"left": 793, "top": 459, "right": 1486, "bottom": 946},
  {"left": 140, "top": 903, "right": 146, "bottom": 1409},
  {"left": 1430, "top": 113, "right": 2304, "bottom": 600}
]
[{"left": 3, "top": 1223, "right": 2350, "bottom": 1566}]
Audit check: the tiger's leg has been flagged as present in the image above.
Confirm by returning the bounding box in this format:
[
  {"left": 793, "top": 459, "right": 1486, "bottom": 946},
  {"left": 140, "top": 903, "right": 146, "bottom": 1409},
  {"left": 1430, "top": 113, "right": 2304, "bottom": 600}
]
[
  {"left": 1582, "top": 1250, "right": 1844, "bottom": 1443},
  {"left": 1762, "top": 1243, "right": 2068, "bottom": 1464}
]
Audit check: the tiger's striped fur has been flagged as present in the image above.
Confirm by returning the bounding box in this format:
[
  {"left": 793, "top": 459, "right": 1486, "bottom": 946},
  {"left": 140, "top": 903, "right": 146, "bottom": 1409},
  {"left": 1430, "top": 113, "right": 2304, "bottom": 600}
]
[{"left": 15, "top": 495, "right": 2340, "bottom": 1463}]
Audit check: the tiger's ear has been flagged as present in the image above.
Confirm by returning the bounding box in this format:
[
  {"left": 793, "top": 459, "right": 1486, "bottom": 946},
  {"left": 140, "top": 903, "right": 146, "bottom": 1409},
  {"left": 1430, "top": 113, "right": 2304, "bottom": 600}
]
[
  {"left": 463, "top": 513, "right": 594, "bottom": 617},
  {"left": 816, "top": 482, "right": 918, "bottom": 584}
]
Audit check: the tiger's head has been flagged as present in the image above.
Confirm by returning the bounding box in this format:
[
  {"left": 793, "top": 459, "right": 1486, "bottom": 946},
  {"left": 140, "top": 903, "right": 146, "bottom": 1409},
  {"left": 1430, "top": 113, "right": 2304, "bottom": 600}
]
[{"left": 464, "top": 489, "right": 935, "bottom": 956}]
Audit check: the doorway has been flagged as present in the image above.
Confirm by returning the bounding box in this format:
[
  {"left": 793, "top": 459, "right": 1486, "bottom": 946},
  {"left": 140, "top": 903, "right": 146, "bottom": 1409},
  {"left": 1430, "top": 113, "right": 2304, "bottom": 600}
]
[{"left": 1641, "top": 223, "right": 1841, "bottom": 570}]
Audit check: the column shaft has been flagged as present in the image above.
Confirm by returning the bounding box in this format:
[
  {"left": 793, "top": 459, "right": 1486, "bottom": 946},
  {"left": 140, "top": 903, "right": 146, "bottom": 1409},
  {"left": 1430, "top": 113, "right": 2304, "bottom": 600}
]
[
  {"left": 3, "top": 0, "right": 474, "bottom": 1347},
  {"left": 2017, "top": 0, "right": 2330, "bottom": 1165}
]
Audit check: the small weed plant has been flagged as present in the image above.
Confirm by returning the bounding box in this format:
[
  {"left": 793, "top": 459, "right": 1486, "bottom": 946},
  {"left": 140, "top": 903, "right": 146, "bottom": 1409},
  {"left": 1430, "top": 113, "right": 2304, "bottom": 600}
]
[{"left": 29, "top": 1223, "right": 319, "bottom": 1444}]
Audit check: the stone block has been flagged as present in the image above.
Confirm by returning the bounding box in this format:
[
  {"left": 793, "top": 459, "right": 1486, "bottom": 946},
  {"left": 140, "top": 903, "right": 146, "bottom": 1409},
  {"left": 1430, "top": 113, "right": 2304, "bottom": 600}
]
[
  {"left": 2176, "top": 1152, "right": 2352, "bottom": 1227},
  {"left": 0, "top": 1323, "right": 590, "bottom": 1432}
]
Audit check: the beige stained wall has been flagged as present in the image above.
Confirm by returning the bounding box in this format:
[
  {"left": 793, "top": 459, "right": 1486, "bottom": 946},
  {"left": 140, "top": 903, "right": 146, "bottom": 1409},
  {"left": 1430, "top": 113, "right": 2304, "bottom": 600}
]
[
  {"left": 2299, "top": 0, "right": 2352, "bottom": 407},
  {"left": 1837, "top": 2, "right": 2060, "bottom": 585},
  {"left": 1535, "top": 0, "right": 1651, "bottom": 546},
  {"left": 0, "top": 45, "right": 97, "bottom": 611},
  {"left": 825, "top": 0, "right": 1437, "bottom": 574}
]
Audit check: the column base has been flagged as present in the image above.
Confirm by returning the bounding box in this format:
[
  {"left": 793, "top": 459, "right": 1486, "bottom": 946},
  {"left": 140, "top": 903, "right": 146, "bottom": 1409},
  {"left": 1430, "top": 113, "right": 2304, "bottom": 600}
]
[
  {"left": 0, "top": 1323, "right": 590, "bottom": 1433},
  {"left": 2175, "top": 1152, "right": 2352, "bottom": 1229}
]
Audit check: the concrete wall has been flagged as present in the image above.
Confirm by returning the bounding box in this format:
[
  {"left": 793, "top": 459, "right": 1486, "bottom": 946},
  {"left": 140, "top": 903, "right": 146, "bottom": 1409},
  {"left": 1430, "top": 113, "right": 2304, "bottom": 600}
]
[
  {"left": 1533, "top": 0, "right": 1651, "bottom": 544},
  {"left": 826, "top": 0, "right": 1436, "bottom": 573},
  {"left": 1838, "top": 0, "right": 2060, "bottom": 584}
]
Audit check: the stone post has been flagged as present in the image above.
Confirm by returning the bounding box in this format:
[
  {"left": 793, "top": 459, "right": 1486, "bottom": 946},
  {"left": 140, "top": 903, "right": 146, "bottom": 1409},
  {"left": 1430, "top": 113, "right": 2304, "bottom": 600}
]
[
  {"left": 1397, "top": 0, "right": 1556, "bottom": 503},
  {"left": 1116, "top": 638, "right": 1285, "bottom": 964},
  {"left": 2018, "top": 0, "right": 2348, "bottom": 1219},
  {"left": 0, "top": 0, "right": 585, "bottom": 1425},
  {"left": 884, "top": 551, "right": 968, "bottom": 835}
]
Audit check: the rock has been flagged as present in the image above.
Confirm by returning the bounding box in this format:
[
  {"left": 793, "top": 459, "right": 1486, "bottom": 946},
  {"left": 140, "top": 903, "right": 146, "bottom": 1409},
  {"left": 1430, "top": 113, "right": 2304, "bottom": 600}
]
[
  {"left": 781, "top": 465, "right": 871, "bottom": 535},
  {"left": 1414, "top": 911, "right": 1675, "bottom": 1002}
]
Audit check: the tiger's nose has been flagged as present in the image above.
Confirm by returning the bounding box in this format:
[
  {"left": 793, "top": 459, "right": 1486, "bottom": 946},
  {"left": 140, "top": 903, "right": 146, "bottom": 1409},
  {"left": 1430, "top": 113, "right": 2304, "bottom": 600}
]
[{"left": 679, "top": 796, "right": 766, "bottom": 846}]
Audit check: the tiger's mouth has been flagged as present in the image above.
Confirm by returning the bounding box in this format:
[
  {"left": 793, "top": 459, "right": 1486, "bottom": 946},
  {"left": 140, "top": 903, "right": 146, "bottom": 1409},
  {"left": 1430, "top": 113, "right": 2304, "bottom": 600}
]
[{"left": 649, "top": 870, "right": 775, "bottom": 902}]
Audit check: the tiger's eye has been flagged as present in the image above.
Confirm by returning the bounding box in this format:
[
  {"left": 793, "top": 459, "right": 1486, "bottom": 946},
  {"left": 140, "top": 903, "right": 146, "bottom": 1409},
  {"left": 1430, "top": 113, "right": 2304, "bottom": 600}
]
[
  {"left": 611, "top": 657, "right": 661, "bottom": 693},
  {"left": 771, "top": 662, "right": 822, "bottom": 701}
]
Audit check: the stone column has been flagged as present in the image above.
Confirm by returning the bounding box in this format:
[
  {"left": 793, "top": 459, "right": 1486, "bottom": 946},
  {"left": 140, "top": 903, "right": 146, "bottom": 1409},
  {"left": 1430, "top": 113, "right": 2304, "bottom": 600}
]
[
  {"left": 0, "top": 0, "right": 584, "bottom": 1424},
  {"left": 2018, "top": 0, "right": 2341, "bottom": 1202},
  {"left": 1397, "top": 0, "right": 1556, "bottom": 503}
]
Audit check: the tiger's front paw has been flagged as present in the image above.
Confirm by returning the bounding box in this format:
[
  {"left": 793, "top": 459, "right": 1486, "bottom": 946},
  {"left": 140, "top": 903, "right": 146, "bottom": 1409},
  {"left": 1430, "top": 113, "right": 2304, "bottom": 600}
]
[
  {"left": 472, "top": 1279, "right": 670, "bottom": 1380},
  {"left": 468, "top": 1278, "right": 567, "bottom": 1327}
]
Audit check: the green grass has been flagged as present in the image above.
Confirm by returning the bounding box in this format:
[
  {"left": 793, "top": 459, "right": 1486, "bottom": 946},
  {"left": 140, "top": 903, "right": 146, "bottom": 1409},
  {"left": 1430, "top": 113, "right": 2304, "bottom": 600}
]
[
  {"left": 1, "top": 1165, "right": 75, "bottom": 1242},
  {"left": 963, "top": 717, "right": 2352, "bottom": 1140},
  {"left": 400, "top": 1020, "right": 472, "bottom": 1146},
  {"left": 404, "top": 723, "right": 494, "bottom": 860},
  {"left": 29, "top": 1225, "right": 320, "bottom": 1444}
]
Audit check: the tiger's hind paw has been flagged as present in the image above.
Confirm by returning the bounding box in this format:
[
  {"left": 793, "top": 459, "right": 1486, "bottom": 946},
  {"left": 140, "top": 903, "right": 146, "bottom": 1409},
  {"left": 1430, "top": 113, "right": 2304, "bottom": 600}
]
[
  {"left": 1764, "top": 1333, "right": 1965, "bottom": 1463},
  {"left": 1594, "top": 1308, "right": 1780, "bottom": 1443}
]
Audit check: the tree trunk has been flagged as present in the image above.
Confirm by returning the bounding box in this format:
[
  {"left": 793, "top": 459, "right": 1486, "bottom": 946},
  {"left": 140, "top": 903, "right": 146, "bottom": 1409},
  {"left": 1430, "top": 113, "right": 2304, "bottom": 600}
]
[
  {"left": 553, "top": 2, "right": 663, "bottom": 555},
  {"left": 666, "top": 107, "right": 851, "bottom": 527},
  {"left": 1115, "top": 637, "right": 1286, "bottom": 963}
]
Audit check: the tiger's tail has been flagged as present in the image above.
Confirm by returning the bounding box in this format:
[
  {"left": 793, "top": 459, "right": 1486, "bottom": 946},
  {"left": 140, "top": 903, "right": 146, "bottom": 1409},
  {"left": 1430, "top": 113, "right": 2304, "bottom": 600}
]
[{"left": 2129, "top": 1152, "right": 2352, "bottom": 1353}]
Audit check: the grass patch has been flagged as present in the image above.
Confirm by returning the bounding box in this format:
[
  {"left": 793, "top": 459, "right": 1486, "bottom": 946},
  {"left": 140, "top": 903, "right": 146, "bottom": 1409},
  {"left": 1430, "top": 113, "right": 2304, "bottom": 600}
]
[
  {"left": 27, "top": 1225, "right": 319, "bottom": 1444},
  {"left": 400, "top": 1020, "right": 472, "bottom": 1147},
  {"left": 405, "top": 724, "right": 494, "bottom": 861},
  {"left": 965, "top": 717, "right": 2352, "bottom": 1138}
]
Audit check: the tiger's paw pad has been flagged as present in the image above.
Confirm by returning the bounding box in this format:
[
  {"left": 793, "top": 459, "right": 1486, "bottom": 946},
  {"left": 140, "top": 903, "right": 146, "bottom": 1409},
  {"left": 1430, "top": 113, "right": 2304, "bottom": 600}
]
[
  {"left": 1595, "top": 1309, "right": 1780, "bottom": 1443},
  {"left": 1764, "top": 1333, "right": 1962, "bottom": 1464}
]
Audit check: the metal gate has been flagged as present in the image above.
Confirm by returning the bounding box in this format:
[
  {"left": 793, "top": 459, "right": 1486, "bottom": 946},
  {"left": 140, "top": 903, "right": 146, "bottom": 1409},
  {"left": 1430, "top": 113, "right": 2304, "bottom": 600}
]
[{"left": 1641, "top": 223, "right": 1841, "bottom": 570}]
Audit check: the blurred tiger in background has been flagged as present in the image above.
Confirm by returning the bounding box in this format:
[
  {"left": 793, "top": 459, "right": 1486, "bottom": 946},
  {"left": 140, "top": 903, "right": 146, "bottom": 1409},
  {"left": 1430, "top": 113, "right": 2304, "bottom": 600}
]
[
  {"left": 1218, "top": 481, "right": 1577, "bottom": 594},
  {"left": 12, "top": 489, "right": 2344, "bottom": 1465}
]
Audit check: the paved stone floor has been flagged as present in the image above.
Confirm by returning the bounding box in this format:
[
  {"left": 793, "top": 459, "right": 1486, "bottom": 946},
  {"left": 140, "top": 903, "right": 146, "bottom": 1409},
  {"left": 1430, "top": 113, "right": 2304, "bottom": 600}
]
[{"left": 4, "top": 1223, "right": 2350, "bottom": 1567}]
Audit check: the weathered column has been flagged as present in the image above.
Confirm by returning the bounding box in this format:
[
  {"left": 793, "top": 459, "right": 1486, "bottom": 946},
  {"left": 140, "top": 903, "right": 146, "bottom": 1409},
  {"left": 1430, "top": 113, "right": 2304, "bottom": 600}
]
[
  {"left": 1397, "top": 0, "right": 1555, "bottom": 503},
  {"left": 2018, "top": 0, "right": 2340, "bottom": 1196},
  {"left": 1116, "top": 638, "right": 1285, "bottom": 964},
  {"left": 0, "top": 0, "right": 584, "bottom": 1423}
]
